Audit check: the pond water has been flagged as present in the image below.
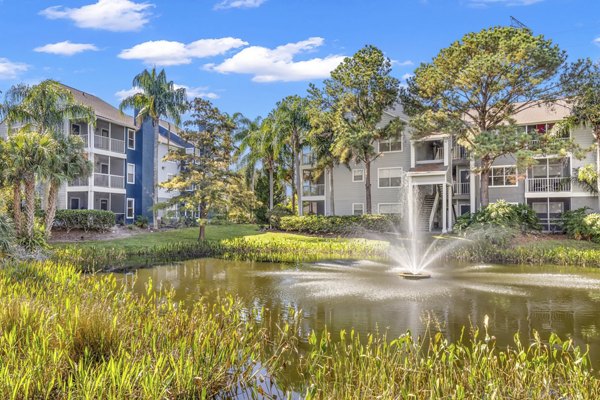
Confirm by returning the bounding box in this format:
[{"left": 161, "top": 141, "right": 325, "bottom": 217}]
[{"left": 116, "top": 258, "right": 600, "bottom": 366}]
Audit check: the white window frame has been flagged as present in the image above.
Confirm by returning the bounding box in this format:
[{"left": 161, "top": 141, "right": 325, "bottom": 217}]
[
  {"left": 352, "top": 168, "right": 364, "bottom": 183},
  {"left": 488, "top": 165, "right": 518, "bottom": 188},
  {"left": 378, "top": 167, "right": 403, "bottom": 189},
  {"left": 378, "top": 203, "right": 402, "bottom": 215},
  {"left": 127, "top": 163, "right": 135, "bottom": 184},
  {"left": 352, "top": 203, "right": 364, "bottom": 216},
  {"left": 126, "top": 198, "right": 135, "bottom": 219},
  {"left": 127, "top": 129, "right": 135, "bottom": 150},
  {"left": 378, "top": 137, "right": 403, "bottom": 153}
]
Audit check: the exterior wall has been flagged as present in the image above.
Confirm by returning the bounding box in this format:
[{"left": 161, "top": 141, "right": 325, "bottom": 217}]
[{"left": 157, "top": 142, "right": 180, "bottom": 200}]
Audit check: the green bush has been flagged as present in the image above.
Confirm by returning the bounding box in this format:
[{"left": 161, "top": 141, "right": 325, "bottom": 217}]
[
  {"left": 0, "top": 214, "right": 15, "bottom": 255},
  {"left": 134, "top": 215, "right": 149, "bottom": 229},
  {"left": 279, "top": 214, "right": 401, "bottom": 235},
  {"left": 454, "top": 200, "right": 541, "bottom": 233},
  {"left": 562, "top": 207, "right": 600, "bottom": 242},
  {"left": 53, "top": 210, "right": 115, "bottom": 232},
  {"left": 267, "top": 205, "right": 294, "bottom": 228}
]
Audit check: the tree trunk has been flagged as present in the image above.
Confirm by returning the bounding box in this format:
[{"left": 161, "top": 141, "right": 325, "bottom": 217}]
[
  {"left": 153, "top": 120, "right": 160, "bottom": 229},
  {"left": 44, "top": 181, "right": 59, "bottom": 238},
  {"left": 480, "top": 167, "right": 491, "bottom": 208},
  {"left": 12, "top": 183, "right": 22, "bottom": 236},
  {"left": 329, "top": 166, "right": 335, "bottom": 216},
  {"left": 23, "top": 173, "right": 36, "bottom": 239},
  {"left": 269, "top": 167, "right": 274, "bottom": 210},
  {"left": 365, "top": 159, "right": 372, "bottom": 214},
  {"left": 198, "top": 224, "right": 206, "bottom": 241},
  {"left": 295, "top": 144, "right": 302, "bottom": 216},
  {"left": 596, "top": 136, "right": 600, "bottom": 211}
]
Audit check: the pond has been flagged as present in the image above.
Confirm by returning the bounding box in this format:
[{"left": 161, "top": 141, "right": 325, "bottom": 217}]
[{"left": 116, "top": 258, "right": 600, "bottom": 366}]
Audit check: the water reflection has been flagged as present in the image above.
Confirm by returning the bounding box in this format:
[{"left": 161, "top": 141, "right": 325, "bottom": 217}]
[{"left": 116, "top": 259, "right": 600, "bottom": 365}]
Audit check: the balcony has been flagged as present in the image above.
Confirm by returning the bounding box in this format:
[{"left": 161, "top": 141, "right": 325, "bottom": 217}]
[
  {"left": 94, "top": 173, "right": 125, "bottom": 189},
  {"left": 526, "top": 177, "right": 571, "bottom": 193},
  {"left": 452, "top": 145, "right": 468, "bottom": 160},
  {"left": 303, "top": 184, "right": 325, "bottom": 197},
  {"left": 453, "top": 182, "right": 470, "bottom": 195},
  {"left": 302, "top": 153, "right": 317, "bottom": 165},
  {"left": 71, "top": 134, "right": 89, "bottom": 148},
  {"left": 69, "top": 177, "right": 89, "bottom": 187},
  {"left": 94, "top": 135, "right": 125, "bottom": 154}
]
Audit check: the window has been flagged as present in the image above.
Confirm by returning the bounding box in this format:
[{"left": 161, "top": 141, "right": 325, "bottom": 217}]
[
  {"left": 378, "top": 167, "right": 403, "bottom": 188},
  {"left": 70, "top": 197, "right": 80, "bottom": 210},
  {"left": 352, "top": 203, "right": 364, "bottom": 216},
  {"left": 126, "top": 198, "right": 135, "bottom": 219},
  {"left": 185, "top": 147, "right": 195, "bottom": 155},
  {"left": 379, "top": 138, "right": 403, "bottom": 153},
  {"left": 352, "top": 169, "right": 364, "bottom": 182},
  {"left": 127, "top": 129, "right": 135, "bottom": 150},
  {"left": 100, "top": 163, "right": 109, "bottom": 175},
  {"left": 101, "top": 128, "right": 109, "bottom": 138},
  {"left": 127, "top": 163, "right": 135, "bottom": 184},
  {"left": 378, "top": 203, "right": 401, "bottom": 215},
  {"left": 489, "top": 166, "right": 517, "bottom": 187},
  {"left": 459, "top": 204, "right": 471, "bottom": 216},
  {"left": 525, "top": 123, "right": 555, "bottom": 135},
  {"left": 99, "top": 199, "right": 108, "bottom": 211},
  {"left": 71, "top": 124, "right": 81, "bottom": 135}
]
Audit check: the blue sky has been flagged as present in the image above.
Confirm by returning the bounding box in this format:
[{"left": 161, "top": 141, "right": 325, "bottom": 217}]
[{"left": 1, "top": 0, "right": 600, "bottom": 119}]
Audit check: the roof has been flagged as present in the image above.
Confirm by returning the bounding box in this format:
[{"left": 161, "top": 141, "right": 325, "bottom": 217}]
[
  {"left": 510, "top": 100, "right": 571, "bottom": 125},
  {"left": 60, "top": 83, "right": 136, "bottom": 129}
]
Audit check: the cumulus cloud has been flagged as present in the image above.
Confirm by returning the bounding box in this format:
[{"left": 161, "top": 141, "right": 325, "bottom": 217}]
[
  {"left": 118, "top": 38, "right": 248, "bottom": 66},
  {"left": 115, "top": 85, "right": 219, "bottom": 101},
  {"left": 467, "top": 0, "right": 543, "bottom": 6},
  {"left": 214, "top": 0, "right": 266, "bottom": 9},
  {"left": 0, "top": 58, "right": 29, "bottom": 80},
  {"left": 205, "top": 37, "right": 345, "bottom": 83},
  {"left": 593, "top": 37, "right": 600, "bottom": 46},
  {"left": 391, "top": 60, "right": 414, "bottom": 67},
  {"left": 34, "top": 41, "right": 99, "bottom": 56},
  {"left": 40, "top": 0, "right": 153, "bottom": 32}
]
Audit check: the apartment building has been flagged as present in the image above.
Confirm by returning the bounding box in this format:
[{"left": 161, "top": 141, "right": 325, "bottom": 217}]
[
  {"left": 0, "top": 84, "right": 187, "bottom": 225},
  {"left": 300, "top": 102, "right": 600, "bottom": 232}
]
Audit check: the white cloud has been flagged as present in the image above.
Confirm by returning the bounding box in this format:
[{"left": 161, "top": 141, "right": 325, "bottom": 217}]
[
  {"left": 205, "top": 37, "right": 345, "bottom": 83},
  {"left": 392, "top": 60, "right": 414, "bottom": 67},
  {"left": 115, "top": 85, "right": 219, "bottom": 101},
  {"left": 40, "top": 0, "right": 153, "bottom": 32},
  {"left": 467, "top": 0, "right": 543, "bottom": 6},
  {"left": 118, "top": 38, "right": 248, "bottom": 66},
  {"left": 34, "top": 41, "right": 99, "bottom": 56},
  {"left": 0, "top": 58, "right": 29, "bottom": 80},
  {"left": 401, "top": 73, "right": 414, "bottom": 81},
  {"left": 214, "top": 0, "right": 266, "bottom": 9},
  {"left": 593, "top": 37, "right": 600, "bottom": 46}
]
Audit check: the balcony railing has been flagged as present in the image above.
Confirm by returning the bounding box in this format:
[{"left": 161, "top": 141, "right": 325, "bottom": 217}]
[
  {"left": 526, "top": 177, "right": 571, "bottom": 193},
  {"left": 452, "top": 145, "right": 468, "bottom": 160},
  {"left": 94, "top": 173, "right": 125, "bottom": 189},
  {"left": 453, "top": 182, "right": 470, "bottom": 195},
  {"left": 416, "top": 148, "right": 444, "bottom": 164},
  {"left": 71, "top": 134, "right": 89, "bottom": 148},
  {"left": 69, "top": 177, "right": 89, "bottom": 187},
  {"left": 303, "top": 184, "right": 325, "bottom": 197},
  {"left": 94, "top": 135, "right": 125, "bottom": 154}
]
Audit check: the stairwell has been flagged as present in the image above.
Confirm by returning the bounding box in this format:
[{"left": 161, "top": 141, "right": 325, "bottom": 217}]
[{"left": 418, "top": 194, "right": 436, "bottom": 232}]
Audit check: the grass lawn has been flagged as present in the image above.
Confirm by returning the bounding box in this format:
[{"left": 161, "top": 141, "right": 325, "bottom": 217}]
[{"left": 55, "top": 224, "right": 263, "bottom": 251}]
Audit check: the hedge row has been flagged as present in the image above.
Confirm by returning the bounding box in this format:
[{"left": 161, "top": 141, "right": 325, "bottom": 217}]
[
  {"left": 53, "top": 209, "right": 116, "bottom": 232},
  {"left": 278, "top": 214, "right": 402, "bottom": 235}
]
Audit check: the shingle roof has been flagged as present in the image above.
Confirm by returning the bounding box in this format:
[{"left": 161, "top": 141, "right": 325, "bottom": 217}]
[{"left": 60, "top": 83, "right": 136, "bottom": 129}]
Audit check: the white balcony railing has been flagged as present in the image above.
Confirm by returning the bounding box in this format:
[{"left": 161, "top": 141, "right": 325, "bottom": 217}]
[
  {"left": 453, "top": 182, "right": 470, "bottom": 195},
  {"left": 302, "top": 153, "right": 316, "bottom": 165},
  {"left": 94, "top": 135, "right": 125, "bottom": 154},
  {"left": 71, "top": 134, "right": 89, "bottom": 148},
  {"left": 69, "top": 177, "right": 89, "bottom": 187},
  {"left": 303, "top": 184, "right": 325, "bottom": 197},
  {"left": 94, "top": 173, "right": 125, "bottom": 189},
  {"left": 526, "top": 177, "right": 571, "bottom": 193}
]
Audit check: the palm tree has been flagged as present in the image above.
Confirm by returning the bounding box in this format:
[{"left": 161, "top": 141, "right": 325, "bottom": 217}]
[
  {"left": 43, "top": 135, "right": 92, "bottom": 237},
  {"left": 308, "top": 130, "right": 337, "bottom": 215},
  {"left": 272, "top": 96, "right": 310, "bottom": 215},
  {"left": 119, "top": 68, "right": 187, "bottom": 228},
  {"left": 233, "top": 113, "right": 263, "bottom": 191},
  {"left": 3, "top": 131, "right": 55, "bottom": 239}
]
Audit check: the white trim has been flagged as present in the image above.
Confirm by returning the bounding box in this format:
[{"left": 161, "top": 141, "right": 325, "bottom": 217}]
[
  {"left": 127, "top": 129, "right": 136, "bottom": 150},
  {"left": 127, "top": 163, "right": 135, "bottom": 184},
  {"left": 378, "top": 203, "right": 402, "bottom": 215},
  {"left": 352, "top": 203, "right": 364, "bottom": 216},
  {"left": 352, "top": 168, "right": 364, "bottom": 183},
  {"left": 377, "top": 167, "right": 403, "bottom": 189},
  {"left": 488, "top": 165, "right": 518, "bottom": 188},
  {"left": 126, "top": 198, "right": 135, "bottom": 219}
]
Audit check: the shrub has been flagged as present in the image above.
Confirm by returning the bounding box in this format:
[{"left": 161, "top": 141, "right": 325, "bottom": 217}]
[
  {"left": 267, "top": 205, "right": 294, "bottom": 229},
  {"left": 454, "top": 200, "right": 541, "bottom": 233},
  {"left": 278, "top": 214, "right": 401, "bottom": 235},
  {"left": 134, "top": 215, "right": 149, "bottom": 229},
  {"left": 53, "top": 210, "right": 115, "bottom": 232},
  {"left": 0, "top": 214, "right": 15, "bottom": 255},
  {"left": 562, "top": 207, "right": 600, "bottom": 242}
]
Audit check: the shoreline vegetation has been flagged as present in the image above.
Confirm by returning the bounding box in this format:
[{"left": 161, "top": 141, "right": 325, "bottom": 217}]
[
  {"left": 46, "top": 224, "right": 600, "bottom": 272},
  {"left": 0, "top": 259, "right": 598, "bottom": 398}
]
